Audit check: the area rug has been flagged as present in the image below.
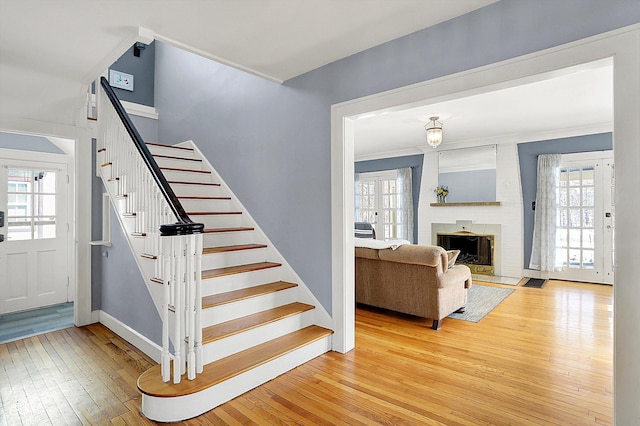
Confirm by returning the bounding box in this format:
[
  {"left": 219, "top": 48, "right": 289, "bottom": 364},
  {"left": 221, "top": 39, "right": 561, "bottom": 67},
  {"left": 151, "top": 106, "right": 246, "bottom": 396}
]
[
  {"left": 447, "top": 284, "right": 515, "bottom": 323},
  {"left": 521, "top": 278, "right": 547, "bottom": 288}
]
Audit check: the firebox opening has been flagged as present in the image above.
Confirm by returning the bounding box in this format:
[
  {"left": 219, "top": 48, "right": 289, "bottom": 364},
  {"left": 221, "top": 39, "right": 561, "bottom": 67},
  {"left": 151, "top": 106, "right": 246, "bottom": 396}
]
[{"left": 437, "top": 233, "right": 494, "bottom": 275}]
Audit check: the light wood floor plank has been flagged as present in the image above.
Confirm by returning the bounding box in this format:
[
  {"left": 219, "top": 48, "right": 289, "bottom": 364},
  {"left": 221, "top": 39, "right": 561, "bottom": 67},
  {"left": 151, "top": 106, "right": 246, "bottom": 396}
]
[{"left": 0, "top": 280, "right": 612, "bottom": 425}]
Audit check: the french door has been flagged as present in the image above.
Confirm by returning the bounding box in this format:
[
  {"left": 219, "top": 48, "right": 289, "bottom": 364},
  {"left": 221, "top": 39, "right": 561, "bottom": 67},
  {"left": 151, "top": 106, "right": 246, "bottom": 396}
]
[
  {"left": 356, "top": 170, "right": 400, "bottom": 240},
  {"left": 553, "top": 152, "right": 614, "bottom": 284},
  {"left": 0, "top": 158, "right": 70, "bottom": 314}
]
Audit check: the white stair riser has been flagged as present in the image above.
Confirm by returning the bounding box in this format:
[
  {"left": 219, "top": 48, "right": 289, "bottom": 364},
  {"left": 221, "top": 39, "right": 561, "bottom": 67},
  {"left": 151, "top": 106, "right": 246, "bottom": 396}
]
[
  {"left": 140, "top": 336, "right": 332, "bottom": 422},
  {"left": 178, "top": 199, "right": 233, "bottom": 212},
  {"left": 154, "top": 156, "right": 204, "bottom": 170},
  {"left": 146, "top": 145, "right": 195, "bottom": 159},
  {"left": 201, "top": 248, "right": 269, "bottom": 271},
  {"left": 188, "top": 214, "right": 244, "bottom": 229},
  {"left": 170, "top": 185, "right": 226, "bottom": 198},
  {"left": 162, "top": 169, "right": 213, "bottom": 183},
  {"left": 201, "top": 287, "right": 299, "bottom": 325},
  {"left": 202, "top": 231, "right": 260, "bottom": 247},
  {"left": 171, "top": 186, "right": 225, "bottom": 198},
  {"left": 201, "top": 267, "right": 283, "bottom": 295},
  {"left": 202, "top": 310, "right": 316, "bottom": 364}
]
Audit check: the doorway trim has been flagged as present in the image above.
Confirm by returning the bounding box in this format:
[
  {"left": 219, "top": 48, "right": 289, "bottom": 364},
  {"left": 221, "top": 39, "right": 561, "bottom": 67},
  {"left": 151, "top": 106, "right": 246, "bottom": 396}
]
[
  {"left": 0, "top": 147, "right": 75, "bottom": 313},
  {"left": 331, "top": 24, "right": 640, "bottom": 422}
]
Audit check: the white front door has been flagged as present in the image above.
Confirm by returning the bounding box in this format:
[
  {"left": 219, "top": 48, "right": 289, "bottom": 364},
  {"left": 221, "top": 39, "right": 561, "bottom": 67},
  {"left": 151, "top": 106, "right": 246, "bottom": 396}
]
[
  {"left": 0, "top": 159, "right": 70, "bottom": 314},
  {"left": 553, "top": 152, "right": 614, "bottom": 284}
]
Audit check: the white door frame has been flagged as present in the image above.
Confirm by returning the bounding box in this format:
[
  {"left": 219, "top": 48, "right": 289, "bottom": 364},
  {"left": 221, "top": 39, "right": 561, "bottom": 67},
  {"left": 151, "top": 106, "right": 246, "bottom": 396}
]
[
  {"left": 0, "top": 123, "right": 93, "bottom": 328},
  {"left": 0, "top": 147, "right": 74, "bottom": 313},
  {"left": 331, "top": 25, "right": 640, "bottom": 423}
]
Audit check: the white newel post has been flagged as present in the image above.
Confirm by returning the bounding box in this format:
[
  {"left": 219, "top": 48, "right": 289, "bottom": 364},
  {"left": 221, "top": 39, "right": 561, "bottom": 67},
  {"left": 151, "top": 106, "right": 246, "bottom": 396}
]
[{"left": 160, "top": 232, "right": 203, "bottom": 383}]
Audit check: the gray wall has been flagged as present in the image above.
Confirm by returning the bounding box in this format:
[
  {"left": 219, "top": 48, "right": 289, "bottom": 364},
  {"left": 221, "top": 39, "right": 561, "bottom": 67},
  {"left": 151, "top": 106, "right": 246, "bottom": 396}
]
[
  {"left": 355, "top": 154, "right": 423, "bottom": 243},
  {"left": 109, "top": 42, "right": 155, "bottom": 107},
  {"left": 99, "top": 206, "right": 162, "bottom": 344},
  {"left": 0, "top": 132, "right": 64, "bottom": 154},
  {"left": 154, "top": 0, "right": 640, "bottom": 315},
  {"left": 439, "top": 169, "right": 496, "bottom": 203},
  {"left": 131, "top": 115, "right": 159, "bottom": 144},
  {"left": 518, "top": 133, "right": 613, "bottom": 268}
]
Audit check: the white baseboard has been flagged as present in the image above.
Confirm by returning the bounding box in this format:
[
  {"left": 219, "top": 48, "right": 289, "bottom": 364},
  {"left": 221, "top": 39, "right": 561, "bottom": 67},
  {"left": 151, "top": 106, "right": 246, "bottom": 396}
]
[{"left": 98, "top": 310, "right": 162, "bottom": 363}]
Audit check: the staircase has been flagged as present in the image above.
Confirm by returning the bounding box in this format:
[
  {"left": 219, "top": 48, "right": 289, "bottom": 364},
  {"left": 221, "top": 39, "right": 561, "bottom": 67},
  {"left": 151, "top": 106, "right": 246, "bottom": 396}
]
[{"left": 96, "top": 78, "right": 332, "bottom": 422}]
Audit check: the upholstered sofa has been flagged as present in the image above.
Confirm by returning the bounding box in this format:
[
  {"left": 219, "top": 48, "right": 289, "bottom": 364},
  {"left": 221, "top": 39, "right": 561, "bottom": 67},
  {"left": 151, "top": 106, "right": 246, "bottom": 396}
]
[{"left": 355, "top": 244, "right": 472, "bottom": 330}]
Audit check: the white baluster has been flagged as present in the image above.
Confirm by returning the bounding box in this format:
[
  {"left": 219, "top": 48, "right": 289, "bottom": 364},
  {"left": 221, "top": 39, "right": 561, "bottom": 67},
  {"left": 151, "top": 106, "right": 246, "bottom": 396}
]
[
  {"left": 177, "top": 234, "right": 187, "bottom": 377},
  {"left": 172, "top": 235, "right": 182, "bottom": 384},
  {"left": 195, "top": 233, "right": 203, "bottom": 374},
  {"left": 161, "top": 236, "right": 171, "bottom": 382},
  {"left": 186, "top": 234, "right": 196, "bottom": 380}
]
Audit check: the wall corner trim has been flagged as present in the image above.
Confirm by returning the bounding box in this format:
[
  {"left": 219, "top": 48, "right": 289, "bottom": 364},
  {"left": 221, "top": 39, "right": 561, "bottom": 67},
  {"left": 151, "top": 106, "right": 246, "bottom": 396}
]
[{"left": 98, "top": 310, "right": 162, "bottom": 363}]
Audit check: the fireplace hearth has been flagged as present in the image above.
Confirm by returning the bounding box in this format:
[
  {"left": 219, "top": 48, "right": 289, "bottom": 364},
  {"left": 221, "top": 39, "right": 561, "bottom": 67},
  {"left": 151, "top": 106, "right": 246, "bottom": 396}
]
[{"left": 437, "top": 232, "right": 494, "bottom": 275}]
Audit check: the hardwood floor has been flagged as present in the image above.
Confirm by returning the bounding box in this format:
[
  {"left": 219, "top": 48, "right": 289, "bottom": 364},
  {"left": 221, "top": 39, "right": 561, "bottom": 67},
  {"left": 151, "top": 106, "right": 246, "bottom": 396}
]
[{"left": 0, "top": 280, "right": 612, "bottom": 425}]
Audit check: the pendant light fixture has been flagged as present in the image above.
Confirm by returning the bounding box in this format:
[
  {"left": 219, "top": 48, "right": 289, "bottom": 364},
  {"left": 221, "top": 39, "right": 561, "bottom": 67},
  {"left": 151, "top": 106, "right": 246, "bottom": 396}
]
[{"left": 425, "top": 116, "right": 443, "bottom": 148}]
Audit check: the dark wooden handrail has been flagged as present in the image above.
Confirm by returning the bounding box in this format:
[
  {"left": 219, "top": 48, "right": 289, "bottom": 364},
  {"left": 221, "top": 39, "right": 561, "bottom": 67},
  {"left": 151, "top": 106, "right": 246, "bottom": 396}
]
[{"left": 100, "top": 77, "right": 203, "bottom": 236}]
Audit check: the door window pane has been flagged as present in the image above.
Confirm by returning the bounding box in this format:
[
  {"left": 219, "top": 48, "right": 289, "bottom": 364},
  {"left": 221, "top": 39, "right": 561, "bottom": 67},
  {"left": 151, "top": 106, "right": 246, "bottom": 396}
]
[
  {"left": 556, "top": 164, "right": 602, "bottom": 273},
  {"left": 6, "top": 169, "right": 57, "bottom": 240}
]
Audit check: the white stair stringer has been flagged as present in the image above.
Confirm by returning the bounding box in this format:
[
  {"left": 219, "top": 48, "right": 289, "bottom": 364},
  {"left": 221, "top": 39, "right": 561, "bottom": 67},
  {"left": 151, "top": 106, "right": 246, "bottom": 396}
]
[{"left": 98, "top": 140, "right": 334, "bottom": 422}]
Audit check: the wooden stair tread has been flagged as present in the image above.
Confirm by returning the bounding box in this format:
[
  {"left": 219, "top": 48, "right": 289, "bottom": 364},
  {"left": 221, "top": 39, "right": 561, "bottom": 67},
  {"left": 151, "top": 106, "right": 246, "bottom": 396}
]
[
  {"left": 137, "top": 325, "right": 333, "bottom": 397},
  {"left": 202, "top": 262, "right": 281, "bottom": 279},
  {"left": 178, "top": 196, "right": 231, "bottom": 200},
  {"left": 202, "top": 244, "right": 267, "bottom": 254},
  {"left": 201, "top": 281, "right": 297, "bottom": 309},
  {"left": 153, "top": 154, "right": 202, "bottom": 162},
  {"left": 160, "top": 167, "right": 211, "bottom": 174},
  {"left": 202, "top": 302, "right": 314, "bottom": 344},
  {"left": 168, "top": 181, "right": 220, "bottom": 186},
  {"left": 203, "top": 227, "right": 254, "bottom": 233},
  {"left": 145, "top": 142, "right": 194, "bottom": 151}
]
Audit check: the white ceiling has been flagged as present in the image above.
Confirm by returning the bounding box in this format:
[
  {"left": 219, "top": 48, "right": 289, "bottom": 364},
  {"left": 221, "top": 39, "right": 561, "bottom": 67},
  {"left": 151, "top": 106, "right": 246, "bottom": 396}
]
[
  {"left": 354, "top": 59, "right": 613, "bottom": 160},
  {"left": 0, "top": 0, "right": 497, "bottom": 129}
]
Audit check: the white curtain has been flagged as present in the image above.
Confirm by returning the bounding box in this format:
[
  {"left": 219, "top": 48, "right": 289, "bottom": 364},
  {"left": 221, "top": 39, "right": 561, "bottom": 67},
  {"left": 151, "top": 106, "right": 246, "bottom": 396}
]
[
  {"left": 529, "top": 154, "right": 561, "bottom": 271},
  {"left": 396, "top": 167, "right": 414, "bottom": 243},
  {"left": 354, "top": 172, "right": 361, "bottom": 222}
]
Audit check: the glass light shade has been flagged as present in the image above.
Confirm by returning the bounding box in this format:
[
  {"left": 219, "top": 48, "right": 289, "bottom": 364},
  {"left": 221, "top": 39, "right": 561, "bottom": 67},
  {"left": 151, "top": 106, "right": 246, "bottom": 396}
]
[
  {"left": 426, "top": 128, "right": 442, "bottom": 147},
  {"left": 425, "top": 117, "right": 443, "bottom": 148}
]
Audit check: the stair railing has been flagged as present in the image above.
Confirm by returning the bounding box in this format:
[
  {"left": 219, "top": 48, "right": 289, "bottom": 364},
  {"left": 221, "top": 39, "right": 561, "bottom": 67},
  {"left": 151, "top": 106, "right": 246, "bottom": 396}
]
[{"left": 97, "top": 77, "right": 204, "bottom": 383}]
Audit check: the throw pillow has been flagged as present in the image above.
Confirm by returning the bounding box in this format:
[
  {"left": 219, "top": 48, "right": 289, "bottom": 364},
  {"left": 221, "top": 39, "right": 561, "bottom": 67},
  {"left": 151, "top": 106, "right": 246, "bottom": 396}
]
[{"left": 446, "top": 250, "right": 460, "bottom": 268}]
